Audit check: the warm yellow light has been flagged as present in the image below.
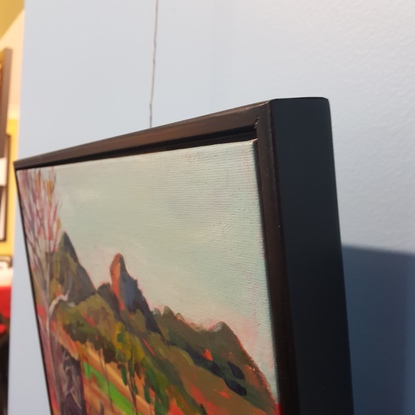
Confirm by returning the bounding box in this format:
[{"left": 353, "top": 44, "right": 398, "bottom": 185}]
[{"left": 0, "top": 0, "right": 24, "bottom": 40}]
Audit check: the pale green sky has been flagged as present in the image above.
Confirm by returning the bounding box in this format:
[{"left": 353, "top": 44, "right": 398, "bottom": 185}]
[{"left": 54, "top": 139, "right": 278, "bottom": 399}]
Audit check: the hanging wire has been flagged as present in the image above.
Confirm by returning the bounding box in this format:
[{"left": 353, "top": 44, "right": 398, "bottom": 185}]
[{"left": 149, "top": 0, "right": 159, "bottom": 128}]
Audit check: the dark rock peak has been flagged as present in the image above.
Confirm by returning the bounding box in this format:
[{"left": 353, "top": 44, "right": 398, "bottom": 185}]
[
  {"left": 52, "top": 232, "right": 96, "bottom": 305},
  {"left": 162, "top": 306, "right": 174, "bottom": 317},
  {"left": 211, "top": 321, "right": 232, "bottom": 334},
  {"left": 59, "top": 232, "right": 78, "bottom": 262},
  {"left": 110, "top": 253, "right": 161, "bottom": 334}
]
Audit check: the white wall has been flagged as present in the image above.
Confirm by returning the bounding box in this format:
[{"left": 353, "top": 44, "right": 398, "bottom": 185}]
[
  {"left": 153, "top": 0, "right": 415, "bottom": 254},
  {"left": 9, "top": 0, "right": 415, "bottom": 414},
  {"left": 9, "top": 1, "right": 156, "bottom": 414}
]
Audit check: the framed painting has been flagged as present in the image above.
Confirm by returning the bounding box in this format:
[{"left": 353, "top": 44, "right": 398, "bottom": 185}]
[{"left": 15, "top": 98, "right": 353, "bottom": 415}]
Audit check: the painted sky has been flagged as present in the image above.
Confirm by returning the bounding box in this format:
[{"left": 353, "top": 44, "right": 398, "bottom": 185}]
[{"left": 53, "top": 139, "right": 278, "bottom": 399}]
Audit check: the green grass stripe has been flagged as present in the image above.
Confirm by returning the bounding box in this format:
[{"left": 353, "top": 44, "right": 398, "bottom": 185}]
[{"left": 82, "top": 361, "right": 135, "bottom": 414}]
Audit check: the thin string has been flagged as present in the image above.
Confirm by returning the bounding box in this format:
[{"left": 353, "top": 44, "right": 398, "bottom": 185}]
[{"left": 149, "top": 0, "right": 159, "bottom": 128}]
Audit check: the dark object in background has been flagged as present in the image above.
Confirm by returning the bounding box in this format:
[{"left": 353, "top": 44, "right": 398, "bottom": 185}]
[
  {"left": 0, "top": 260, "right": 11, "bottom": 415},
  {"left": 0, "top": 333, "right": 8, "bottom": 415}
]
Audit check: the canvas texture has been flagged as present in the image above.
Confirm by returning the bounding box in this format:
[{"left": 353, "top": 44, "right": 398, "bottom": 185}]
[{"left": 17, "top": 140, "right": 280, "bottom": 415}]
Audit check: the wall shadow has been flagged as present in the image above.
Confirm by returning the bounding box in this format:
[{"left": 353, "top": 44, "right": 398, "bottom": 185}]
[{"left": 342, "top": 246, "right": 415, "bottom": 415}]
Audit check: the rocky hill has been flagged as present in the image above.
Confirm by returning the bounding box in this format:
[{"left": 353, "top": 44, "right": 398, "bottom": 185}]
[{"left": 51, "top": 233, "right": 279, "bottom": 415}]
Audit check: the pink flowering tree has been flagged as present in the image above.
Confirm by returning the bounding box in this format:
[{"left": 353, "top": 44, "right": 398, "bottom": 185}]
[{"left": 17, "top": 167, "right": 64, "bottom": 411}]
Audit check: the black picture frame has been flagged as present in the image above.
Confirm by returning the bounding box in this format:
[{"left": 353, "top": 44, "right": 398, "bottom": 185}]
[{"left": 15, "top": 98, "right": 353, "bottom": 415}]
